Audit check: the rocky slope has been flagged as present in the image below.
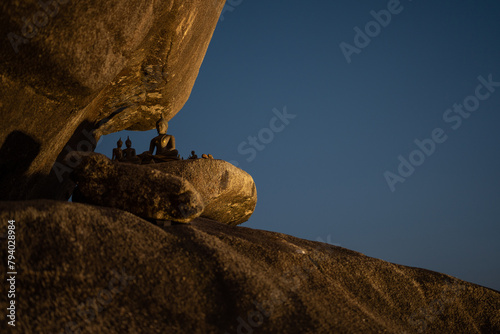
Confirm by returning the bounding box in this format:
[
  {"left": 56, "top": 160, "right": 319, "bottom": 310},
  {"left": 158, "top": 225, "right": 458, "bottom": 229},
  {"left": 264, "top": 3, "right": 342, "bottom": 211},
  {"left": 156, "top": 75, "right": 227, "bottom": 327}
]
[
  {"left": 0, "top": 0, "right": 225, "bottom": 200},
  {"left": 1, "top": 200, "right": 499, "bottom": 333}
]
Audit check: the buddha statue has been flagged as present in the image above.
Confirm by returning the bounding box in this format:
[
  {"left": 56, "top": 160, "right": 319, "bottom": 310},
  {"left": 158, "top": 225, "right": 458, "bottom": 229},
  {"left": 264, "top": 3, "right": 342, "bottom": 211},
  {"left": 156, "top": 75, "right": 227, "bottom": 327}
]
[
  {"left": 112, "top": 138, "right": 123, "bottom": 161},
  {"left": 188, "top": 150, "right": 198, "bottom": 159},
  {"left": 121, "top": 136, "right": 141, "bottom": 164},
  {"left": 139, "top": 116, "right": 180, "bottom": 164}
]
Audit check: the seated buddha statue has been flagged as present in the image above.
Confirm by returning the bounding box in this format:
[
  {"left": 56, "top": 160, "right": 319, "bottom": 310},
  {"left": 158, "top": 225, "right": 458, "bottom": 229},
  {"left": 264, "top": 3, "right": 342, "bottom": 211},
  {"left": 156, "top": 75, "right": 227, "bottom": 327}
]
[
  {"left": 121, "top": 136, "right": 141, "bottom": 164},
  {"left": 111, "top": 138, "right": 123, "bottom": 161},
  {"left": 139, "top": 116, "right": 179, "bottom": 164}
]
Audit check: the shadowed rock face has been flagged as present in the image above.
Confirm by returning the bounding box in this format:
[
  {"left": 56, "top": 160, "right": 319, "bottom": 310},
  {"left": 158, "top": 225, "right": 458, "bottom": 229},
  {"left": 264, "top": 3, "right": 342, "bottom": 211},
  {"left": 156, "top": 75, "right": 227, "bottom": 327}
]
[
  {"left": 0, "top": 0, "right": 225, "bottom": 200},
  {"left": 1, "top": 200, "right": 499, "bottom": 333}
]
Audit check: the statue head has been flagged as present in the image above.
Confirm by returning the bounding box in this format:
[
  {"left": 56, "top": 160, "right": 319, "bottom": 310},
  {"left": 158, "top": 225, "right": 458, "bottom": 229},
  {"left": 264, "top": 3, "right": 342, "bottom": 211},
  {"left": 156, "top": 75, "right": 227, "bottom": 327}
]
[
  {"left": 117, "top": 138, "right": 123, "bottom": 148},
  {"left": 125, "top": 136, "right": 132, "bottom": 148},
  {"left": 156, "top": 116, "right": 168, "bottom": 135}
]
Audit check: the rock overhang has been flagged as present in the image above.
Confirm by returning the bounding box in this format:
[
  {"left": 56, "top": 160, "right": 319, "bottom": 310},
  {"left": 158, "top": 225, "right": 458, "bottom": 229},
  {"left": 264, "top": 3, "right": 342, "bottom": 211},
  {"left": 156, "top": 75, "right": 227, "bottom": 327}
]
[{"left": 0, "top": 0, "right": 226, "bottom": 200}]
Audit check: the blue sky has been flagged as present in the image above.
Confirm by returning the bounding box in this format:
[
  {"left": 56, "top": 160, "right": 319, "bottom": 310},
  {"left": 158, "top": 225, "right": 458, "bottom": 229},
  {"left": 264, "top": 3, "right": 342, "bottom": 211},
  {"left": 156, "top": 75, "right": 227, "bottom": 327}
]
[{"left": 95, "top": 0, "right": 500, "bottom": 291}]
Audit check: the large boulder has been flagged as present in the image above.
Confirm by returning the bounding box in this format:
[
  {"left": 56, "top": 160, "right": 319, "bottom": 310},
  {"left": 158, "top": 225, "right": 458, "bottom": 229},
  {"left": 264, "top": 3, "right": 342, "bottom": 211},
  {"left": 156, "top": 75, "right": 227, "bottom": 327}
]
[
  {"left": 70, "top": 153, "right": 204, "bottom": 222},
  {"left": 148, "top": 159, "right": 257, "bottom": 225},
  {"left": 0, "top": 0, "right": 225, "bottom": 201},
  {"left": 1, "top": 200, "right": 499, "bottom": 333}
]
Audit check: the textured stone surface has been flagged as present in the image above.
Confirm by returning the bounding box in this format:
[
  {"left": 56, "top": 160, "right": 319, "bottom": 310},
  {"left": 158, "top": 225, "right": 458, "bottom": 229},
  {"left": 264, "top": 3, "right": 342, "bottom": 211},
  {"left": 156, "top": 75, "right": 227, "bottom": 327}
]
[
  {"left": 71, "top": 153, "right": 204, "bottom": 222},
  {"left": 0, "top": 200, "right": 499, "bottom": 333},
  {"left": 0, "top": 0, "right": 225, "bottom": 200},
  {"left": 148, "top": 159, "right": 257, "bottom": 225}
]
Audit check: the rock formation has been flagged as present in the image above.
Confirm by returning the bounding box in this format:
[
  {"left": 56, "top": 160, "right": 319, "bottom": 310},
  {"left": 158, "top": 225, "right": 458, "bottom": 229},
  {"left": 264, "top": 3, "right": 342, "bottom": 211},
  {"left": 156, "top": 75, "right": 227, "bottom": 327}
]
[
  {"left": 147, "top": 158, "right": 257, "bottom": 225},
  {"left": 1, "top": 3, "right": 500, "bottom": 334},
  {"left": 0, "top": 200, "right": 499, "bottom": 333},
  {"left": 70, "top": 153, "right": 204, "bottom": 223},
  {"left": 67, "top": 152, "right": 257, "bottom": 225},
  {"left": 0, "top": 0, "right": 225, "bottom": 200},
  {"left": 71, "top": 153, "right": 257, "bottom": 225}
]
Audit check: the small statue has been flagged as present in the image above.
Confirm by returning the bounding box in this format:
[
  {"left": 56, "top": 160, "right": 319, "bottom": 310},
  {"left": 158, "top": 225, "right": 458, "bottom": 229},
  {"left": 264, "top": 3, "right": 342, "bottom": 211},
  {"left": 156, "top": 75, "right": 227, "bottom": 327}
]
[
  {"left": 112, "top": 138, "right": 123, "bottom": 161},
  {"left": 121, "top": 137, "right": 141, "bottom": 164},
  {"left": 139, "top": 116, "right": 180, "bottom": 164},
  {"left": 188, "top": 151, "right": 198, "bottom": 159}
]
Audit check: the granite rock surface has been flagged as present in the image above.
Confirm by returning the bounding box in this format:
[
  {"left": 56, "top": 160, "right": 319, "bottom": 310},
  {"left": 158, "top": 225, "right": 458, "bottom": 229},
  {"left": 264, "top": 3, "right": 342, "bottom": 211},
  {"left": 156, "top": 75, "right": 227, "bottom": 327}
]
[
  {"left": 0, "top": 200, "right": 499, "bottom": 334},
  {"left": 71, "top": 153, "right": 204, "bottom": 222},
  {"left": 70, "top": 153, "right": 256, "bottom": 225},
  {"left": 147, "top": 159, "right": 257, "bottom": 225}
]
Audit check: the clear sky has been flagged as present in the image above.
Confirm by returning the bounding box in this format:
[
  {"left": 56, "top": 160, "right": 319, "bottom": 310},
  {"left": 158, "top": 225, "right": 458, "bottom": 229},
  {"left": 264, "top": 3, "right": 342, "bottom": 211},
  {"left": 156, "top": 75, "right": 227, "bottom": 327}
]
[{"left": 95, "top": 0, "right": 500, "bottom": 291}]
